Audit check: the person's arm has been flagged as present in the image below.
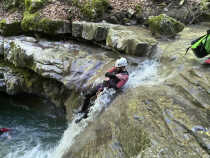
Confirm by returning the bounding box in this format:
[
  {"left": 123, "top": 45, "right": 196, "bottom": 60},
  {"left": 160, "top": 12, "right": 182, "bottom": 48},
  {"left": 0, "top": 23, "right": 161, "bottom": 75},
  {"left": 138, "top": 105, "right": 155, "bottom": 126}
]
[
  {"left": 116, "top": 74, "right": 129, "bottom": 89},
  {"left": 105, "top": 67, "right": 118, "bottom": 79}
]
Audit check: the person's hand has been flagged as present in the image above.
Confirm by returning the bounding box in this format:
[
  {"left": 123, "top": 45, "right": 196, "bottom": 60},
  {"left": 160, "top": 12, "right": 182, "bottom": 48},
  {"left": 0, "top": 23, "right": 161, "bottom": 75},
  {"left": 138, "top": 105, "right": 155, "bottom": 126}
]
[{"left": 104, "top": 77, "right": 110, "bottom": 81}]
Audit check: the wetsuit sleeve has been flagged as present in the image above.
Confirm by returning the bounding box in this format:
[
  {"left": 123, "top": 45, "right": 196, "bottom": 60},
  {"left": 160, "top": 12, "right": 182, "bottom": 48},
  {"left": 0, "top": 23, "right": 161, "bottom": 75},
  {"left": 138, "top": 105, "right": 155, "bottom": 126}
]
[
  {"left": 105, "top": 72, "right": 119, "bottom": 80},
  {"left": 116, "top": 74, "right": 129, "bottom": 89},
  {"left": 105, "top": 67, "right": 118, "bottom": 79}
]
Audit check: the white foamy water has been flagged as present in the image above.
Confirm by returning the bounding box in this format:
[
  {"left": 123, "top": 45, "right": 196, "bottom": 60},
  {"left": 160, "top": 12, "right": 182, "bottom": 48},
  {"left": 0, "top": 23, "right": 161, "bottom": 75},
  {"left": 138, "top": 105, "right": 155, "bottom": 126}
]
[
  {"left": 6, "top": 145, "right": 53, "bottom": 158},
  {"left": 53, "top": 88, "right": 116, "bottom": 158},
  {"left": 126, "top": 59, "right": 160, "bottom": 88}
]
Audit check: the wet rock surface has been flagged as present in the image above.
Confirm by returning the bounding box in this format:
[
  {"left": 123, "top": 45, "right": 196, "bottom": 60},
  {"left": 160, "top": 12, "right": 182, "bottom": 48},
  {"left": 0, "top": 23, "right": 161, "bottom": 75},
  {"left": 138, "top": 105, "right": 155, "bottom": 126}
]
[
  {"left": 0, "top": 35, "right": 124, "bottom": 120},
  {"left": 62, "top": 24, "right": 210, "bottom": 158},
  {"left": 0, "top": 20, "right": 210, "bottom": 158},
  {"left": 1, "top": 36, "right": 115, "bottom": 90}
]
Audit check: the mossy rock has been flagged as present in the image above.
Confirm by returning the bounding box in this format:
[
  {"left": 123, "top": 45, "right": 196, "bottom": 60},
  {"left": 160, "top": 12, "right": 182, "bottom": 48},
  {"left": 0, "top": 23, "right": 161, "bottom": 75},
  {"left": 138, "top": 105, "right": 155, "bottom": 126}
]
[
  {"left": 25, "top": 0, "right": 46, "bottom": 13},
  {"left": 199, "top": 0, "right": 210, "bottom": 21},
  {"left": 148, "top": 14, "right": 185, "bottom": 37},
  {"left": 0, "top": 19, "right": 23, "bottom": 36},
  {"left": 21, "top": 11, "right": 70, "bottom": 35}
]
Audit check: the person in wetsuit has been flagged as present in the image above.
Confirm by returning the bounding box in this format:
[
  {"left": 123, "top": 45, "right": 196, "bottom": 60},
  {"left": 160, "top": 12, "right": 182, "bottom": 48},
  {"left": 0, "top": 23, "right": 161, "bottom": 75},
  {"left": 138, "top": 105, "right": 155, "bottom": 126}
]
[{"left": 78, "top": 57, "right": 129, "bottom": 118}]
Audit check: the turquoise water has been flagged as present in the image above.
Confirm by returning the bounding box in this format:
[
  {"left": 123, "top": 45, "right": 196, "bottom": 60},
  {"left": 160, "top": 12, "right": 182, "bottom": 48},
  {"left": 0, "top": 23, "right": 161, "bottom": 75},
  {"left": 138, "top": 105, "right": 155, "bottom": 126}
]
[{"left": 0, "top": 93, "right": 66, "bottom": 158}]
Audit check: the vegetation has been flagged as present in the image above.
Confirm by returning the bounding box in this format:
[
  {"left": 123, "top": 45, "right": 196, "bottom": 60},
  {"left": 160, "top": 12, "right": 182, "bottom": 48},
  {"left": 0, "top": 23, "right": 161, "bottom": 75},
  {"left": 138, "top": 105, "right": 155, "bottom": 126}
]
[
  {"left": 2, "top": 0, "right": 25, "bottom": 11},
  {"left": 72, "top": 0, "right": 111, "bottom": 20},
  {"left": 25, "top": 0, "right": 47, "bottom": 13}
]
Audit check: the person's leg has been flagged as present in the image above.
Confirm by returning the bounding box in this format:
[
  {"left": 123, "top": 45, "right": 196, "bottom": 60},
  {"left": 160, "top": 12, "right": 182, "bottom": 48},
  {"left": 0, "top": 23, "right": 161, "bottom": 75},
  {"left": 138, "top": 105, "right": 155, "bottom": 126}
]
[{"left": 80, "top": 84, "right": 101, "bottom": 113}]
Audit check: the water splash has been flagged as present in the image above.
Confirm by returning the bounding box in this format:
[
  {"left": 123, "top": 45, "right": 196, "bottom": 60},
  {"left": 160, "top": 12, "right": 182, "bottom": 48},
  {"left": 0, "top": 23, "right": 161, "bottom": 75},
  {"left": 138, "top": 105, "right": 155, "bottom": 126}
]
[
  {"left": 53, "top": 88, "right": 116, "bottom": 158},
  {"left": 5, "top": 141, "right": 53, "bottom": 158},
  {"left": 126, "top": 59, "right": 160, "bottom": 88}
]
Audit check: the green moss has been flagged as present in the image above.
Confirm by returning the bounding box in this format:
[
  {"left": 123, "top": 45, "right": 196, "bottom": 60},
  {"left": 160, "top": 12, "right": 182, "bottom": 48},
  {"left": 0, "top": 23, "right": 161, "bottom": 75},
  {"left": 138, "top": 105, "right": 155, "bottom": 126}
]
[
  {"left": 81, "top": 2, "right": 95, "bottom": 19},
  {"left": 93, "top": 0, "right": 110, "bottom": 17},
  {"left": 0, "top": 19, "right": 22, "bottom": 36},
  {"left": 148, "top": 14, "right": 184, "bottom": 36},
  {"left": 39, "top": 17, "right": 64, "bottom": 34},
  {"left": 21, "top": 11, "right": 63, "bottom": 34},
  {"left": 21, "top": 11, "right": 40, "bottom": 31}
]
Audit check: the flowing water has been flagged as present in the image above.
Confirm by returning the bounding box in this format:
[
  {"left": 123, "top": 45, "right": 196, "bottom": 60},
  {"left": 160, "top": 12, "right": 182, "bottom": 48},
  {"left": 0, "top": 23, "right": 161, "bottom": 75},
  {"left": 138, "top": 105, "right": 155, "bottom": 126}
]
[
  {"left": 0, "top": 57, "right": 160, "bottom": 158},
  {"left": 0, "top": 93, "right": 66, "bottom": 158}
]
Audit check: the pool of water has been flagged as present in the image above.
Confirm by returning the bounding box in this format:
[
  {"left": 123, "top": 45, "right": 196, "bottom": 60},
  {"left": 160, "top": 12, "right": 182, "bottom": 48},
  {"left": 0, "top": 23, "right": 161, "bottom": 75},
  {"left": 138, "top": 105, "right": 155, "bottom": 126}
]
[{"left": 0, "top": 93, "right": 66, "bottom": 158}]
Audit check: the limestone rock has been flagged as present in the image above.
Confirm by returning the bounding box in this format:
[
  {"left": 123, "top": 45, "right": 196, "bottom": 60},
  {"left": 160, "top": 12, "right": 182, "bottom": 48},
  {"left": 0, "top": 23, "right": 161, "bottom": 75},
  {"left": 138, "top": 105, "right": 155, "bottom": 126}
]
[
  {"left": 106, "top": 26, "right": 158, "bottom": 57},
  {"left": 72, "top": 22, "right": 158, "bottom": 57},
  {"left": 2, "top": 36, "right": 114, "bottom": 91}
]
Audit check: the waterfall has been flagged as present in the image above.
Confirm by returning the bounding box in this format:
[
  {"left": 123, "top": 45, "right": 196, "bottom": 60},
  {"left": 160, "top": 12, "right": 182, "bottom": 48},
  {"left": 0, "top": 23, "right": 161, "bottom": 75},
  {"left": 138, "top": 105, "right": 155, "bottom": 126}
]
[
  {"left": 3, "top": 59, "right": 159, "bottom": 158},
  {"left": 52, "top": 59, "right": 160, "bottom": 158},
  {"left": 53, "top": 88, "right": 116, "bottom": 158}
]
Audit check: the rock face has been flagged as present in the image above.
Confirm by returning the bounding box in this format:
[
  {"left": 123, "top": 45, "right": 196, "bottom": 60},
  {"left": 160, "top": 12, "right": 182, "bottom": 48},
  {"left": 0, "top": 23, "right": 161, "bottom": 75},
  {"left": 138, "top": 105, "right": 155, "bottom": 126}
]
[
  {"left": 0, "top": 35, "right": 120, "bottom": 119},
  {"left": 61, "top": 24, "right": 210, "bottom": 158},
  {"left": 0, "top": 62, "right": 71, "bottom": 108},
  {"left": 148, "top": 14, "right": 185, "bottom": 37}
]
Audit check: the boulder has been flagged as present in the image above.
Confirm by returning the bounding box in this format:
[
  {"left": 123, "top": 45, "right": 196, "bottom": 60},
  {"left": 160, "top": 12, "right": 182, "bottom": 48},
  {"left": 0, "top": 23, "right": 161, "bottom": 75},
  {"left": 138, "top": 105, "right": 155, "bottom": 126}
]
[
  {"left": 148, "top": 14, "right": 185, "bottom": 37},
  {"left": 106, "top": 26, "right": 158, "bottom": 57},
  {"left": 0, "top": 18, "right": 23, "bottom": 36}
]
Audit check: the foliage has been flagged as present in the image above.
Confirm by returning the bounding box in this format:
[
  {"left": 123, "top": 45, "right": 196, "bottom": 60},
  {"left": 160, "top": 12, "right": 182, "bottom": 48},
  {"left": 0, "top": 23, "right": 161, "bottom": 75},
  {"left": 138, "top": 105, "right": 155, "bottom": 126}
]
[
  {"left": 72, "top": 0, "right": 111, "bottom": 20},
  {"left": 2, "top": 0, "right": 25, "bottom": 10},
  {"left": 25, "top": 0, "right": 46, "bottom": 13}
]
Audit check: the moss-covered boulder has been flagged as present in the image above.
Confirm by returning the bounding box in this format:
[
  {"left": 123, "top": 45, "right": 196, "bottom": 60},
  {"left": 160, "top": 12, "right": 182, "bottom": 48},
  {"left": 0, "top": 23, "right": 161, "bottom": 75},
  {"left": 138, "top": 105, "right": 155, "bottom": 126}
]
[
  {"left": 21, "top": 11, "right": 71, "bottom": 35},
  {"left": 148, "top": 14, "right": 185, "bottom": 37},
  {"left": 0, "top": 19, "right": 23, "bottom": 36}
]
